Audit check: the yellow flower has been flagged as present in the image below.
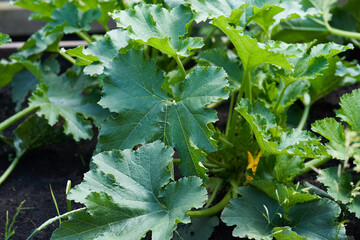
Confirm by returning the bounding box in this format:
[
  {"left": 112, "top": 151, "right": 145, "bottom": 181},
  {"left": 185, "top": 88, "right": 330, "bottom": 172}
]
[{"left": 246, "top": 151, "right": 262, "bottom": 181}]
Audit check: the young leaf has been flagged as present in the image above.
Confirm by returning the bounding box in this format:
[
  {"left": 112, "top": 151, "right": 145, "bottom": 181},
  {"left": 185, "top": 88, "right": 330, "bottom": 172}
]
[
  {"left": 311, "top": 118, "right": 347, "bottom": 160},
  {"left": 61, "top": 46, "right": 98, "bottom": 66},
  {"left": 288, "top": 199, "right": 346, "bottom": 240},
  {"left": 249, "top": 180, "right": 318, "bottom": 214},
  {"left": 221, "top": 186, "right": 284, "bottom": 240},
  {"left": 236, "top": 99, "right": 326, "bottom": 158},
  {"left": 29, "top": 67, "right": 108, "bottom": 141},
  {"left": 44, "top": 2, "right": 101, "bottom": 34},
  {"left": 0, "top": 33, "right": 11, "bottom": 46},
  {"left": 111, "top": 4, "right": 203, "bottom": 58},
  {"left": 317, "top": 167, "right": 352, "bottom": 203},
  {"left": 13, "top": 28, "right": 62, "bottom": 59},
  {"left": 348, "top": 196, "right": 360, "bottom": 219},
  {"left": 98, "top": 50, "right": 228, "bottom": 176},
  {"left": 272, "top": 227, "right": 306, "bottom": 240},
  {"left": 83, "top": 29, "right": 129, "bottom": 75},
  {"left": 337, "top": 88, "right": 360, "bottom": 132},
  {"left": 52, "top": 141, "right": 207, "bottom": 240}
]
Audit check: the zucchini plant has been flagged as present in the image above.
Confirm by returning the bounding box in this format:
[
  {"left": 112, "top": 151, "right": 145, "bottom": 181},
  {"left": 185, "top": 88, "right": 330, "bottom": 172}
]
[{"left": 1, "top": 0, "right": 360, "bottom": 239}]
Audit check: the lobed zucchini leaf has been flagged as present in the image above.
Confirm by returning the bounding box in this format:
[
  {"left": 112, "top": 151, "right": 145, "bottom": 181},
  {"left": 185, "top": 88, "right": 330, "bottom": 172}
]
[
  {"left": 98, "top": 49, "right": 228, "bottom": 177},
  {"left": 221, "top": 186, "right": 345, "bottom": 240},
  {"left": 221, "top": 186, "right": 284, "bottom": 240},
  {"left": 111, "top": 4, "right": 203, "bottom": 58},
  {"left": 29, "top": 66, "right": 108, "bottom": 141},
  {"left": 44, "top": 2, "right": 101, "bottom": 35},
  {"left": 52, "top": 141, "right": 207, "bottom": 240},
  {"left": 317, "top": 167, "right": 352, "bottom": 203}
]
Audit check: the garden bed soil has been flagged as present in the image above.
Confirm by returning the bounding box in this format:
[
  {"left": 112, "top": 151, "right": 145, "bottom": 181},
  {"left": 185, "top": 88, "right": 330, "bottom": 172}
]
[{"left": 0, "top": 80, "right": 360, "bottom": 239}]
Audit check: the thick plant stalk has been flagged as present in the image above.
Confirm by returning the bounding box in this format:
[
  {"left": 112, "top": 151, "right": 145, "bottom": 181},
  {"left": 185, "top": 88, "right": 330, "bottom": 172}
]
[
  {"left": 186, "top": 190, "right": 232, "bottom": 218},
  {"left": 0, "top": 105, "right": 38, "bottom": 132},
  {"left": 0, "top": 155, "right": 22, "bottom": 185}
]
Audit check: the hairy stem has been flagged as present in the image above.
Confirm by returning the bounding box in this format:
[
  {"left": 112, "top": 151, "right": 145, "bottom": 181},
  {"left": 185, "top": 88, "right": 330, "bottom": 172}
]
[
  {"left": 297, "top": 93, "right": 311, "bottom": 131},
  {"left": 186, "top": 190, "right": 232, "bottom": 218},
  {"left": 59, "top": 51, "right": 76, "bottom": 65},
  {"left": 26, "top": 207, "right": 86, "bottom": 240},
  {"left": 175, "top": 55, "right": 186, "bottom": 78},
  {"left": 0, "top": 105, "right": 38, "bottom": 132},
  {"left": 273, "top": 81, "right": 287, "bottom": 113},
  {"left": 205, "top": 181, "right": 222, "bottom": 208},
  {"left": 298, "top": 156, "right": 331, "bottom": 175},
  {"left": 76, "top": 31, "right": 94, "bottom": 44},
  {"left": 225, "top": 93, "right": 235, "bottom": 136},
  {"left": 324, "top": 21, "right": 360, "bottom": 40},
  {"left": 0, "top": 155, "right": 22, "bottom": 185}
]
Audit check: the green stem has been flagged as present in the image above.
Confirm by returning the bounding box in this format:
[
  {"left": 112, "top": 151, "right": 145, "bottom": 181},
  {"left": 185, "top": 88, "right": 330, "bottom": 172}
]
[
  {"left": 76, "top": 31, "right": 94, "bottom": 44},
  {"left": 225, "top": 93, "right": 235, "bottom": 136},
  {"left": 186, "top": 190, "right": 232, "bottom": 218},
  {"left": 59, "top": 51, "right": 76, "bottom": 65},
  {"left": 297, "top": 93, "right": 311, "bottom": 131},
  {"left": 205, "top": 181, "right": 222, "bottom": 208},
  {"left": 0, "top": 105, "right": 38, "bottom": 132},
  {"left": 175, "top": 55, "right": 186, "bottom": 78},
  {"left": 273, "top": 81, "right": 287, "bottom": 113},
  {"left": 324, "top": 21, "right": 360, "bottom": 40},
  {"left": 298, "top": 156, "right": 331, "bottom": 175},
  {"left": 239, "top": 69, "right": 251, "bottom": 102},
  {"left": 0, "top": 155, "right": 22, "bottom": 186},
  {"left": 218, "top": 136, "right": 234, "bottom": 148},
  {"left": 26, "top": 207, "right": 86, "bottom": 240}
]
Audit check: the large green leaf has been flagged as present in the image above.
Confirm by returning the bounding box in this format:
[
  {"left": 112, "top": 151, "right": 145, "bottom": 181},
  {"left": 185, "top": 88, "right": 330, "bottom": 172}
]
[
  {"left": 288, "top": 199, "right": 346, "bottom": 240},
  {"left": 187, "top": 0, "right": 242, "bottom": 22},
  {"left": 9, "top": 0, "right": 67, "bottom": 17},
  {"left": 222, "top": 186, "right": 344, "bottom": 240},
  {"left": 44, "top": 2, "right": 101, "bottom": 34},
  {"left": 29, "top": 67, "right": 107, "bottom": 141},
  {"left": 317, "top": 167, "right": 352, "bottom": 203},
  {"left": 221, "top": 186, "right": 284, "bottom": 240},
  {"left": 98, "top": 50, "right": 228, "bottom": 176},
  {"left": 111, "top": 4, "right": 203, "bottom": 58},
  {"left": 52, "top": 141, "right": 207, "bottom": 240},
  {"left": 213, "top": 17, "right": 292, "bottom": 71},
  {"left": 0, "top": 33, "right": 11, "bottom": 46}
]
